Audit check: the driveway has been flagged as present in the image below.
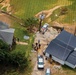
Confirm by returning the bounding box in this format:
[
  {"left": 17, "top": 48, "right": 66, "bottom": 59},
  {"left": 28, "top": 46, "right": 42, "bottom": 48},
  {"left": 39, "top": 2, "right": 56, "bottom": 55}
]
[{"left": 31, "top": 27, "right": 62, "bottom": 75}]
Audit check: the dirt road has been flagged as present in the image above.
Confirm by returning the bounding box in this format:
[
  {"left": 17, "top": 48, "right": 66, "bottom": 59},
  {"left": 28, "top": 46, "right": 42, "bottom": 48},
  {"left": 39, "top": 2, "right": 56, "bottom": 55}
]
[
  {"left": 0, "top": 0, "right": 11, "bottom": 12},
  {"left": 0, "top": 0, "right": 11, "bottom": 26},
  {"left": 31, "top": 27, "right": 59, "bottom": 75},
  {"left": 35, "top": 6, "right": 62, "bottom": 18}
]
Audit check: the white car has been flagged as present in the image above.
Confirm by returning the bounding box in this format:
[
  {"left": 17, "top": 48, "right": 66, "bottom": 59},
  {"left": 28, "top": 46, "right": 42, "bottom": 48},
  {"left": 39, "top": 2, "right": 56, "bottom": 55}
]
[
  {"left": 41, "top": 23, "right": 49, "bottom": 34},
  {"left": 37, "top": 55, "right": 44, "bottom": 69},
  {"left": 45, "top": 68, "right": 51, "bottom": 75}
]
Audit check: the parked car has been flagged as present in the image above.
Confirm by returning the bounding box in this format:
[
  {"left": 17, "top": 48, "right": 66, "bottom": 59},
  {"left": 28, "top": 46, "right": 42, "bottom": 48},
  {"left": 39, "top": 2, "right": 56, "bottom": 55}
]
[
  {"left": 45, "top": 68, "right": 51, "bottom": 75},
  {"left": 37, "top": 55, "right": 44, "bottom": 69},
  {"left": 41, "top": 23, "right": 49, "bottom": 34}
]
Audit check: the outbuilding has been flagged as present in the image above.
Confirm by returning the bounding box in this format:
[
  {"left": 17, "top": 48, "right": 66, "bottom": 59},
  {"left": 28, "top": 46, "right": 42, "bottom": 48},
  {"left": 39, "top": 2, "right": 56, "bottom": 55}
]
[{"left": 0, "top": 21, "right": 15, "bottom": 45}]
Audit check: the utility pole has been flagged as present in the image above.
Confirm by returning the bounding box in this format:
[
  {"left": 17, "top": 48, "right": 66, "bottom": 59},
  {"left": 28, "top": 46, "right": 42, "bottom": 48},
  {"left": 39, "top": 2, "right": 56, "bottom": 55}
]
[
  {"left": 39, "top": 12, "right": 45, "bottom": 32},
  {"left": 74, "top": 26, "right": 76, "bottom": 36},
  {"left": 73, "top": 19, "right": 76, "bottom": 36}
]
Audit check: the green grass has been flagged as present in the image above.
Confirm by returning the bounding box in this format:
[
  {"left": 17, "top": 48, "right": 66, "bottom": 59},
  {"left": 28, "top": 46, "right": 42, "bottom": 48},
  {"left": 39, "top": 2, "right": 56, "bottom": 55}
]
[
  {"left": 10, "top": 0, "right": 72, "bottom": 20},
  {"left": 51, "top": 7, "right": 76, "bottom": 24},
  {"left": 50, "top": 0, "right": 76, "bottom": 24},
  {"left": 9, "top": 21, "right": 34, "bottom": 75},
  {"left": 10, "top": 0, "right": 76, "bottom": 24},
  {"left": 10, "top": 0, "right": 57, "bottom": 19},
  {"left": 11, "top": 22, "right": 32, "bottom": 42},
  {"left": 11, "top": 21, "right": 34, "bottom": 54},
  {"left": 62, "top": 65, "right": 76, "bottom": 75},
  {"left": 51, "top": 8, "right": 61, "bottom": 22}
]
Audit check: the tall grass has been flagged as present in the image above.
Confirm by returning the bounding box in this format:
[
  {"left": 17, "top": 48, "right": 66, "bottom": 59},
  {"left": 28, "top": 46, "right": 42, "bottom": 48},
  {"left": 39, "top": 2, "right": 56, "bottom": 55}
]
[{"left": 10, "top": 0, "right": 72, "bottom": 20}]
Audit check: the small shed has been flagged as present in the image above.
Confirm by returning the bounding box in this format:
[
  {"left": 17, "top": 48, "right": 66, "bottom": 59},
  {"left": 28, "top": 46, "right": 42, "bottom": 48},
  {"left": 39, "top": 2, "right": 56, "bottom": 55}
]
[{"left": 0, "top": 21, "right": 15, "bottom": 45}]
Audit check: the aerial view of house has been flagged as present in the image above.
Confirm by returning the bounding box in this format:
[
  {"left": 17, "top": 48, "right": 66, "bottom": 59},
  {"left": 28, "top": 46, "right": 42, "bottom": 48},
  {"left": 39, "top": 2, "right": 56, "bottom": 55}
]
[
  {"left": 45, "top": 30, "right": 76, "bottom": 68},
  {"left": 0, "top": 0, "right": 76, "bottom": 75}
]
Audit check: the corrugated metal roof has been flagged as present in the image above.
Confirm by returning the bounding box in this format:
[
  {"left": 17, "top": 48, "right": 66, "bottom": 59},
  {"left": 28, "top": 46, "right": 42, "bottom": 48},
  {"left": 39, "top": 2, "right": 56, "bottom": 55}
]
[
  {"left": 0, "top": 29, "right": 15, "bottom": 45},
  {"left": 66, "top": 51, "right": 76, "bottom": 65},
  {"left": 0, "top": 21, "right": 9, "bottom": 30},
  {"left": 45, "top": 41, "right": 72, "bottom": 61},
  {"left": 45, "top": 30, "right": 76, "bottom": 68}
]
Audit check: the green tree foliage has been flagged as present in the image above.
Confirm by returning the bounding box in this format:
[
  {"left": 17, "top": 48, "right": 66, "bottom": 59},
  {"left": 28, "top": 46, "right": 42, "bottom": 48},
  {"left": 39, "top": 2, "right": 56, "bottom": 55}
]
[
  {"left": 10, "top": 51, "right": 28, "bottom": 69},
  {"left": 60, "top": 7, "right": 68, "bottom": 15},
  {"left": 0, "top": 39, "right": 9, "bottom": 64},
  {"left": 0, "top": 39, "right": 9, "bottom": 50},
  {"left": 0, "top": 51, "right": 28, "bottom": 69},
  {"left": 0, "top": 50, "right": 10, "bottom": 63},
  {"left": 25, "top": 17, "right": 39, "bottom": 32},
  {"left": 0, "top": 39, "right": 28, "bottom": 69}
]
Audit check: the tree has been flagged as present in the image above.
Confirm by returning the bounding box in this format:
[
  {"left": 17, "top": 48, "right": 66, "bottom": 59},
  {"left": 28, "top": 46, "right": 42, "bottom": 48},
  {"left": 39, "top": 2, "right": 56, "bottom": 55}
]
[
  {"left": 0, "top": 39, "right": 9, "bottom": 50},
  {"left": 11, "top": 51, "right": 28, "bottom": 69},
  {"left": 0, "top": 49, "right": 28, "bottom": 69},
  {"left": 0, "top": 40, "right": 29, "bottom": 71},
  {"left": 60, "top": 7, "right": 68, "bottom": 15},
  {"left": 25, "top": 17, "right": 38, "bottom": 32}
]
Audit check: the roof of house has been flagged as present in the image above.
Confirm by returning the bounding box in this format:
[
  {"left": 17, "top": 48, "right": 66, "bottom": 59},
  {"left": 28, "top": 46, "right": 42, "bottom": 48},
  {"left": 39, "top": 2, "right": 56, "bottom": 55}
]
[
  {"left": 0, "top": 21, "right": 9, "bottom": 30},
  {"left": 45, "top": 40, "right": 72, "bottom": 61},
  {"left": 0, "top": 21, "right": 15, "bottom": 45},
  {"left": 66, "top": 51, "right": 76, "bottom": 65},
  {"left": 56, "top": 30, "right": 76, "bottom": 48},
  {"left": 0, "top": 28, "right": 15, "bottom": 45},
  {"left": 45, "top": 30, "right": 76, "bottom": 62}
]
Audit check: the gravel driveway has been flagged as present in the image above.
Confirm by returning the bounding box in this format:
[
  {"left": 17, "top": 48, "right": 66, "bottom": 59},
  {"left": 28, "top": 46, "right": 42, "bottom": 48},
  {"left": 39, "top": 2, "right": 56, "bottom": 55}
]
[{"left": 31, "top": 27, "right": 61, "bottom": 75}]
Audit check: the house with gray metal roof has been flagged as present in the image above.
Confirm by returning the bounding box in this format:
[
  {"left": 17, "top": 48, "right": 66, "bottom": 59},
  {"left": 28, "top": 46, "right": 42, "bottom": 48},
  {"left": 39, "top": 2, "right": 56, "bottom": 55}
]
[
  {"left": 45, "top": 30, "right": 76, "bottom": 68},
  {"left": 0, "top": 21, "right": 15, "bottom": 45},
  {"left": 65, "top": 51, "right": 76, "bottom": 68}
]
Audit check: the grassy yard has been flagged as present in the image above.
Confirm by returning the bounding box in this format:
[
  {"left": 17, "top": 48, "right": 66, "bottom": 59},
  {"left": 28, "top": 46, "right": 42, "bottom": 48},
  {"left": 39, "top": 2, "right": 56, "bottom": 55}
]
[
  {"left": 10, "top": 0, "right": 72, "bottom": 20},
  {"left": 11, "top": 0, "right": 57, "bottom": 19},
  {"left": 0, "top": 21, "right": 33, "bottom": 75},
  {"left": 11, "top": 21, "right": 35, "bottom": 58},
  {"left": 10, "top": 0, "right": 76, "bottom": 24},
  {"left": 50, "top": 0, "right": 76, "bottom": 24},
  {"left": 62, "top": 65, "right": 76, "bottom": 75},
  {"left": 2, "top": 11, "right": 34, "bottom": 74}
]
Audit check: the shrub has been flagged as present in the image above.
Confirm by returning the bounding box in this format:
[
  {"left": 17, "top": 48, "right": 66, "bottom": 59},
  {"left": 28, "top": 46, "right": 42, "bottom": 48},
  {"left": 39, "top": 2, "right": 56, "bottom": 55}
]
[
  {"left": 0, "top": 40, "right": 28, "bottom": 70},
  {"left": 0, "top": 39, "right": 9, "bottom": 50},
  {"left": 60, "top": 7, "right": 68, "bottom": 15},
  {"left": 25, "top": 17, "right": 39, "bottom": 32},
  {"left": 0, "top": 50, "right": 28, "bottom": 69},
  {"left": 10, "top": 51, "right": 28, "bottom": 69}
]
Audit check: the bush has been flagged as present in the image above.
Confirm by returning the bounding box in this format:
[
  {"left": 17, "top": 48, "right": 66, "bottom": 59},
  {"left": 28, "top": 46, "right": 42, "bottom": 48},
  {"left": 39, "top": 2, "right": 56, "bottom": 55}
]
[
  {"left": 10, "top": 51, "right": 28, "bottom": 69},
  {"left": 0, "top": 39, "right": 9, "bottom": 50},
  {"left": 60, "top": 7, "right": 68, "bottom": 15},
  {"left": 0, "top": 50, "right": 28, "bottom": 69},
  {"left": 25, "top": 17, "right": 39, "bottom": 32},
  {"left": 0, "top": 39, "right": 28, "bottom": 70}
]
